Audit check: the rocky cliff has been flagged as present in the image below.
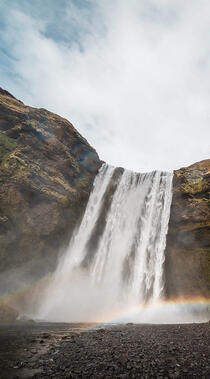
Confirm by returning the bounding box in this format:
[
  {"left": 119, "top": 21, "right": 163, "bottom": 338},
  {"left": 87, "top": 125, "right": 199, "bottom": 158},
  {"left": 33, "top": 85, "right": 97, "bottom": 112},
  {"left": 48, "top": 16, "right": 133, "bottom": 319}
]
[
  {"left": 165, "top": 159, "right": 210, "bottom": 300},
  {"left": 0, "top": 88, "right": 209, "bottom": 316},
  {"left": 0, "top": 88, "right": 101, "bottom": 297}
]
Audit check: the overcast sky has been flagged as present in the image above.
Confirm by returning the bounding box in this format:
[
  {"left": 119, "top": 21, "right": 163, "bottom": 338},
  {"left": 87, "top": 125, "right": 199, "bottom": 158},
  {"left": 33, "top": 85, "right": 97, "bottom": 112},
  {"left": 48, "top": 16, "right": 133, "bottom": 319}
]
[{"left": 1, "top": 0, "right": 210, "bottom": 171}]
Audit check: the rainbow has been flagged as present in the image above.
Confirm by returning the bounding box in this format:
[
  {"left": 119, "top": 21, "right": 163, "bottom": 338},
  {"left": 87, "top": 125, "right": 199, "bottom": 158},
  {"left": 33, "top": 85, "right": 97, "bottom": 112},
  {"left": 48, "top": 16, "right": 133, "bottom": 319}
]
[
  {"left": 83, "top": 297, "right": 210, "bottom": 326},
  {"left": 60, "top": 297, "right": 210, "bottom": 331},
  {"left": 54, "top": 298, "right": 209, "bottom": 335},
  {"left": 1, "top": 274, "right": 209, "bottom": 326}
]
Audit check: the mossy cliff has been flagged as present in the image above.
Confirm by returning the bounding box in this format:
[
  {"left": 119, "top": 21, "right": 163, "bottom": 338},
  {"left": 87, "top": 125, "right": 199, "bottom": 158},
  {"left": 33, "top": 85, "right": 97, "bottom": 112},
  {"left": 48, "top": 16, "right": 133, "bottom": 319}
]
[
  {"left": 0, "top": 88, "right": 101, "bottom": 296},
  {"left": 165, "top": 159, "right": 210, "bottom": 300}
]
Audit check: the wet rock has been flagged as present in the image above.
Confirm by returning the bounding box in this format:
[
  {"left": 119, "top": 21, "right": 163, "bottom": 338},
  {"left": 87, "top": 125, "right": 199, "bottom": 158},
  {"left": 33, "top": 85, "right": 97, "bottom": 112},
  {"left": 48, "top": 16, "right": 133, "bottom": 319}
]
[{"left": 41, "top": 333, "right": 50, "bottom": 339}]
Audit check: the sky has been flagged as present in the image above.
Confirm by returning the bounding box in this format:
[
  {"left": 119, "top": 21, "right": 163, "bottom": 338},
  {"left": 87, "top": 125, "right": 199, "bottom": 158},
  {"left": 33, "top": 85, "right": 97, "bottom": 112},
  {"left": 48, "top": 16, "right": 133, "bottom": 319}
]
[{"left": 0, "top": 0, "right": 210, "bottom": 172}]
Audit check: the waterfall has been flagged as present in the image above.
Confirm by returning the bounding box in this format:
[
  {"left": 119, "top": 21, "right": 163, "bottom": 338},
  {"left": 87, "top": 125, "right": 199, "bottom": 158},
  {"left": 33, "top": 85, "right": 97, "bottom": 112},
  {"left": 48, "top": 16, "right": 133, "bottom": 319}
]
[{"left": 37, "top": 164, "right": 173, "bottom": 322}]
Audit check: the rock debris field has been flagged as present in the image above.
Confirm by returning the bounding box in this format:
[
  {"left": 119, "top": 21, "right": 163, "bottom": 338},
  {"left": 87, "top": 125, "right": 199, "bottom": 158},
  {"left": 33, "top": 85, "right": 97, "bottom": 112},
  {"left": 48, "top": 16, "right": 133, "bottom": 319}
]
[{"left": 0, "top": 321, "right": 209, "bottom": 378}]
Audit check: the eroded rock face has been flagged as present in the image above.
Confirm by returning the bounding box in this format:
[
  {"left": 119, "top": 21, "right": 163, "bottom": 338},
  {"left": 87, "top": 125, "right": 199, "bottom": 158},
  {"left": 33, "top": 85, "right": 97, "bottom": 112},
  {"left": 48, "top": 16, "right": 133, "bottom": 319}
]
[
  {"left": 165, "top": 159, "right": 210, "bottom": 299},
  {"left": 0, "top": 88, "right": 101, "bottom": 294}
]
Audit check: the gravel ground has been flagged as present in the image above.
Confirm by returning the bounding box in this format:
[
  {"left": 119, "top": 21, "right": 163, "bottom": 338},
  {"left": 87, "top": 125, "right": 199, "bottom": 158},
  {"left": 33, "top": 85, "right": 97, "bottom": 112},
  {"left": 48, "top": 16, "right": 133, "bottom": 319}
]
[{"left": 0, "top": 321, "right": 209, "bottom": 378}]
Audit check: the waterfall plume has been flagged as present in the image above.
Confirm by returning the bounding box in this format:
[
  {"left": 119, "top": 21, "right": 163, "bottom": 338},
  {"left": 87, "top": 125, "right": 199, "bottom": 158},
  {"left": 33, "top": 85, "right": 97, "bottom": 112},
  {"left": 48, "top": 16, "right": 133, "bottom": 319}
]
[{"left": 37, "top": 164, "right": 173, "bottom": 322}]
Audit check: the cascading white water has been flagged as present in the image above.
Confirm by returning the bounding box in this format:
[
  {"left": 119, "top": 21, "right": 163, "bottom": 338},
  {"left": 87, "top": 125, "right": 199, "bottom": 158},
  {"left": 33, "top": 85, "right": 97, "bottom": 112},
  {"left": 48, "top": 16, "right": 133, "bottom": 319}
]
[{"left": 37, "top": 164, "right": 173, "bottom": 322}]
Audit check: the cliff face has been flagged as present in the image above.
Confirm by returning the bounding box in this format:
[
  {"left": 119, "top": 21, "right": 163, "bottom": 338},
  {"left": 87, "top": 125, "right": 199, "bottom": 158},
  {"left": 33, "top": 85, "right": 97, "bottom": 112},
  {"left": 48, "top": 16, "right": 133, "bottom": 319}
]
[
  {"left": 0, "top": 88, "right": 101, "bottom": 294},
  {"left": 165, "top": 159, "right": 210, "bottom": 300}
]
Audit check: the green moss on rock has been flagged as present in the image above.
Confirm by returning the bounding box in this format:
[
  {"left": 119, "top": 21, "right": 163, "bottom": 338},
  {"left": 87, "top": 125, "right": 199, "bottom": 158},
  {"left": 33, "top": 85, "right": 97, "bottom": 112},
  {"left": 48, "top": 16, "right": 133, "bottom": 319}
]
[
  {"left": 0, "top": 132, "right": 17, "bottom": 165},
  {"left": 181, "top": 178, "right": 208, "bottom": 194}
]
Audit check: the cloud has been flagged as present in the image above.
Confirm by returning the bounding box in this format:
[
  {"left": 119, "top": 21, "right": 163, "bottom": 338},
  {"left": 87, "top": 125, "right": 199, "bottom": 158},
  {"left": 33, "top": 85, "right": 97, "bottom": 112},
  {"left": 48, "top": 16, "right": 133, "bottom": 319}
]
[{"left": 0, "top": 0, "right": 210, "bottom": 171}]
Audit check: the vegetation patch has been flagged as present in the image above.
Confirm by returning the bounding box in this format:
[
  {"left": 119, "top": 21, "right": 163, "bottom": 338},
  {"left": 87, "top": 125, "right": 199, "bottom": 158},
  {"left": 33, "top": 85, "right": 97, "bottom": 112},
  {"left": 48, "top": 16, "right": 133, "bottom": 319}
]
[
  {"left": 181, "top": 178, "right": 207, "bottom": 194},
  {"left": 0, "top": 132, "right": 17, "bottom": 165}
]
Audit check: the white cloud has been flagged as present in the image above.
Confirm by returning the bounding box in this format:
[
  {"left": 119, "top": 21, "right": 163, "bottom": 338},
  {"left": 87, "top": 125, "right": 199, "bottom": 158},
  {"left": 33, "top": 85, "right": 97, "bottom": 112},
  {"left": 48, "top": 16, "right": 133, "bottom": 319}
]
[{"left": 1, "top": 0, "right": 210, "bottom": 171}]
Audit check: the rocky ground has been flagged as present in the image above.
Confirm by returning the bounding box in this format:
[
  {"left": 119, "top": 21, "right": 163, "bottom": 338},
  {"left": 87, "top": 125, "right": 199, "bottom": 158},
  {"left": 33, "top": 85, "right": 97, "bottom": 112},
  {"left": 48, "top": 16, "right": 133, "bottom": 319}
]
[{"left": 0, "top": 322, "right": 209, "bottom": 378}]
